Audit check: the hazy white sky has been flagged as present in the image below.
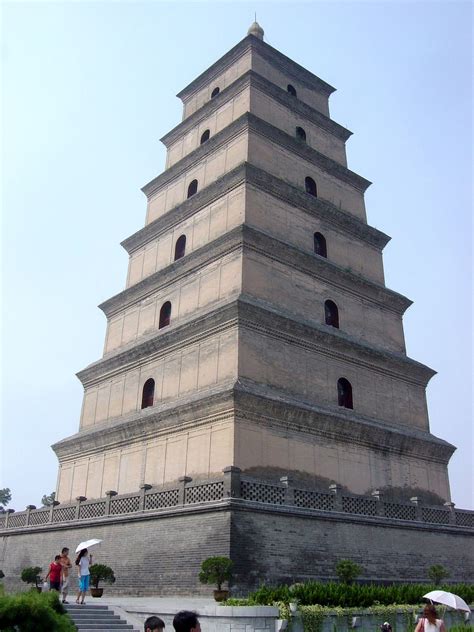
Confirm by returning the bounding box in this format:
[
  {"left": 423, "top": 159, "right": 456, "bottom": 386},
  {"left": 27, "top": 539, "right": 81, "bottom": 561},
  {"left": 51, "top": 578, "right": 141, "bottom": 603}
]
[{"left": 1, "top": 1, "right": 472, "bottom": 511}]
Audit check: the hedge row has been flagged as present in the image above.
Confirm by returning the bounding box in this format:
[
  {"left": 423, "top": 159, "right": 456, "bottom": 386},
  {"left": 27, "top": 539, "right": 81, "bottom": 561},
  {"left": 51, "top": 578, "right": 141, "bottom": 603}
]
[
  {"left": 244, "top": 582, "right": 474, "bottom": 608},
  {"left": 0, "top": 590, "right": 75, "bottom": 631}
]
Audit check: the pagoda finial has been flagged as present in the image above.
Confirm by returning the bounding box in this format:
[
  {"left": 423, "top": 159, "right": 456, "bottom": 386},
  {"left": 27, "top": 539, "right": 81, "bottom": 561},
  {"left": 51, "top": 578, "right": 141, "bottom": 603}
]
[{"left": 247, "top": 19, "right": 264, "bottom": 40}]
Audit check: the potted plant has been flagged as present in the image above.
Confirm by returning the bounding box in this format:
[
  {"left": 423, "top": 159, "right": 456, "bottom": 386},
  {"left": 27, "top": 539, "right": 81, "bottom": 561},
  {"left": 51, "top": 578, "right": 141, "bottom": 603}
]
[
  {"left": 21, "top": 566, "right": 43, "bottom": 592},
  {"left": 89, "top": 563, "right": 116, "bottom": 597},
  {"left": 199, "top": 556, "right": 233, "bottom": 602}
]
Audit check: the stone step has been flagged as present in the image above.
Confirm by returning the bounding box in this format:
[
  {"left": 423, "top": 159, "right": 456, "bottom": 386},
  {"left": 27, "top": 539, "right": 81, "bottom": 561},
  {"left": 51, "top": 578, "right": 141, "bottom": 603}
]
[{"left": 64, "top": 603, "right": 138, "bottom": 631}]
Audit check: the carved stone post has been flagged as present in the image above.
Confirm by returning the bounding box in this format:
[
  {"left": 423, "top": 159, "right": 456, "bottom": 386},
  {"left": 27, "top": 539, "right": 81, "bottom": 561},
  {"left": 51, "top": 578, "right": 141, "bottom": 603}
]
[
  {"left": 444, "top": 501, "right": 456, "bottom": 525},
  {"left": 75, "top": 496, "right": 87, "bottom": 520},
  {"left": 280, "top": 475, "right": 294, "bottom": 505},
  {"left": 410, "top": 497, "right": 423, "bottom": 521},
  {"left": 4, "top": 508, "right": 15, "bottom": 528},
  {"left": 329, "top": 484, "right": 343, "bottom": 511},
  {"left": 140, "top": 484, "right": 152, "bottom": 510},
  {"left": 49, "top": 500, "right": 60, "bottom": 523},
  {"left": 223, "top": 466, "right": 241, "bottom": 499},
  {"left": 25, "top": 505, "right": 36, "bottom": 526},
  {"left": 178, "top": 476, "right": 192, "bottom": 505},
  {"left": 105, "top": 491, "right": 117, "bottom": 516},
  {"left": 371, "top": 490, "right": 384, "bottom": 516}
]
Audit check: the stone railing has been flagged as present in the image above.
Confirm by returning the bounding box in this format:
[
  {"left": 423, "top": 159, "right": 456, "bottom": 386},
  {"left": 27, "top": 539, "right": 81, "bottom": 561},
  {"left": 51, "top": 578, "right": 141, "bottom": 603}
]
[{"left": 0, "top": 468, "right": 472, "bottom": 530}]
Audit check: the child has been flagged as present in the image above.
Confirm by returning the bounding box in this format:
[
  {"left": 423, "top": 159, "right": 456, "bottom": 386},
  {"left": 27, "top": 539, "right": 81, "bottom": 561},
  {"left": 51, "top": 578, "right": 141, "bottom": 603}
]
[{"left": 45, "top": 554, "right": 63, "bottom": 591}]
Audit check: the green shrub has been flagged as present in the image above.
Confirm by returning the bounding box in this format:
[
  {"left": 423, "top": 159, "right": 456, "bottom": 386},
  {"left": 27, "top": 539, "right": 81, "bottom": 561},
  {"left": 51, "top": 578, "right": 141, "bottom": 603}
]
[
  {"left": 427, "top": 565, "right": 450, "bottom": 586},
  {"left": 199, "top": 556, "right": 233, "bottom": 591},
  {"left": 335, "top": 559, "right": 362, "bottom": 585},
  {"left": 20, "top": 566, "right": 42, "bottom": 589},
  {"left": 0, "top": 590, "right": 75, "bottom": 631},
  {"left": 89, "top": 563, "right": 116, "bottom": 589},
  {"left": 243, "top": 581, "right": 474, "bottom": 608}
]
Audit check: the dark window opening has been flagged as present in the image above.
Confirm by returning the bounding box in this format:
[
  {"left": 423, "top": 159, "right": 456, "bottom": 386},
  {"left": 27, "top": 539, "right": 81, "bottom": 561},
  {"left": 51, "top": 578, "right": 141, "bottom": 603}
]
[
  {"left": 287, "top": 84, "right": 297, "bottom": 97},
  {"left": 159, "top": 301, "right": 171, "bottom": 329},
  {"left": 187, "top": 179, "right": 198, "bottom": 198},
  {"left": 313, "top": 232, "right": 327, "bottom": 258},
  {"left": 141, "top": 378, "right": 155, "bottom": 409},
  {"left": 174, "top": 235, "right": 186, "bottom": 261},
  {"left": 200, "top": 129, "right": 210, "bottom": 144},
  {"left": 338, "top": 378, "right": 353, "bottom": 409},
  {"left": 305, "top": 176, "right": 317, "bottom": 197},
  {"left": 211, "top": 87, "right": 220, "bottom": 98},
  {"left": 296, "top": 126, "right": 307, "bottom": 142},
  {"left": 325, "top": 299, "right": 339, "bottom": 329}
]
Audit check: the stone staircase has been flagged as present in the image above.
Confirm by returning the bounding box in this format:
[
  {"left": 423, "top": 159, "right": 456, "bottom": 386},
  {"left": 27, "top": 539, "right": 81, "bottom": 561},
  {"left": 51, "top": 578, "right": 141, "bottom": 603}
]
[{"left": 64, "top": 603, "right": 139, "bottom": 631}]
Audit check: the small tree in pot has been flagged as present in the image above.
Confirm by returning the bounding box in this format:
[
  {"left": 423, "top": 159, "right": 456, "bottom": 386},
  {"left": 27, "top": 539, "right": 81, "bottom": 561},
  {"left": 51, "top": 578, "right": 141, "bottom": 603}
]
[
  {"left": 199, "top": 556, "right": 233, "bottom": 602},
  {"left": 21, "top": 566, "right": 43, "bottom": 592},
  {"left": 89, "top": 564, "right": 115, "bottom": 598}
]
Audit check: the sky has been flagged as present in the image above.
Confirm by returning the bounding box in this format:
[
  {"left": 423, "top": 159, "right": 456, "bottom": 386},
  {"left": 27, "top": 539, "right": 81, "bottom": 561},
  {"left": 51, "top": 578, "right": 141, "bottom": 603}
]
[{"left": 1, "top": 1, "right": 472, "bottom": 511}]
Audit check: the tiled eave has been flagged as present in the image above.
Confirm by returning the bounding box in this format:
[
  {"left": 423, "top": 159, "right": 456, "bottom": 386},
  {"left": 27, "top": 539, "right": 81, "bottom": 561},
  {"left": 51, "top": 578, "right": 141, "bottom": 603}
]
[
  {"left": 78, "top": 295, "right": 433, "bottom": 390},
  {"left": 142, "top": 112, "right": 370, "bottom": 200},
  {"left": 176, "top": 35, "right": 336, "bottom": 103},
  {"left": 162, "top": 70, "right": 351, "bottom": 147},
  {"left": 124, "top": 163, "right": 389, "bottom": 255}
]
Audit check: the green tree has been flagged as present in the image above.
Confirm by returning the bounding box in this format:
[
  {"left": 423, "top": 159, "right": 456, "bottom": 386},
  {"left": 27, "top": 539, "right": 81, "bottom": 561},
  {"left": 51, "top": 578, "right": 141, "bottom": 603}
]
[
  {"left": 0, "top": 488, "right": 11, "bottom": 509},
  {"left": 21, "top": 566, "right": 43, "bottom": 589},
  {"left": 41, "top": 491, "right": 56, "bottom": 507},
  {"left": 199, "top": 556, "right": 233, "bottom": 591},
  {"left": 335, "top": 559, "right": 362, "bottom": 584},
  {"left": 89, "top": 564, "right": 116, "bottom": 589},
  {"left": 428, "top": 564, "right": 450, "bottom": 586}
]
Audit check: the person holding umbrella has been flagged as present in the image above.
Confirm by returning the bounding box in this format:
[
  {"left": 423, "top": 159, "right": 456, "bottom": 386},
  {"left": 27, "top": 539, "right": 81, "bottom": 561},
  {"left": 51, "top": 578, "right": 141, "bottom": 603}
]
[
  {"left": 415, "top": 605, "right": 446, "bottom": 632},
  {"left": 75, "top": 548, "right": 92, "bottom": 604}
]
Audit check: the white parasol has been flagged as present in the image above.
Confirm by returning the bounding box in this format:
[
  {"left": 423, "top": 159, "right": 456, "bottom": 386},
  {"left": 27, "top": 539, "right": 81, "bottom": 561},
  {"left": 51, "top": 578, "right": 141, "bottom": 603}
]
[
  {"left": 423, "top": 590, "right": 471, "bottom": 613},
  {"left": 75, "top": 538, "right": 102, "bottom": 553}
]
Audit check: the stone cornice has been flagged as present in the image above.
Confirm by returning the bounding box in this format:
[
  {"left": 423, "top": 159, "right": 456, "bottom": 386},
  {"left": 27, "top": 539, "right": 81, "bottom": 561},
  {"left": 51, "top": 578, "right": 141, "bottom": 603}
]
[
  {"left": 176, "top": 35, "right": 335, "bottom": 103},
  {"left": 162, "top": 70, "right": 351, "bottom": 148},
  {"left": 233, "top": 382, "right": 454, "bottom": 463},
  {"left": 125, "top": 163, "right": 389, "bottom": 255},
  {"left": 142, "top": 112, "right": 370, "bottom": 200},
  {"left": 79, "top": 295, "right": 433, "bottom": 391},
  {"left": 106, "top": 224, "right": 405, "bottom": 321}
]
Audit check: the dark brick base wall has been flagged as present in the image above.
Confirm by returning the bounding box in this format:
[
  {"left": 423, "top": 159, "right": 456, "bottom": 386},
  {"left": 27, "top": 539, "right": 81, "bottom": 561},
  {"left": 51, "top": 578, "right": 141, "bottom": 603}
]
[
  {"left": 230, "top": 505, "right": 474, "bottom": 590},
  {"left": 1, "top": 502, "right": 472, "bottom": 595}
]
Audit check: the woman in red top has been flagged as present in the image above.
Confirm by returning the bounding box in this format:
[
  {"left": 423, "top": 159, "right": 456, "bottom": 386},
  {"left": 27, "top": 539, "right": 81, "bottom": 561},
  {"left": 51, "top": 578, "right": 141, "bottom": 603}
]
[{"left": 45, "top": 554, "right": 63, "bottom": 591}]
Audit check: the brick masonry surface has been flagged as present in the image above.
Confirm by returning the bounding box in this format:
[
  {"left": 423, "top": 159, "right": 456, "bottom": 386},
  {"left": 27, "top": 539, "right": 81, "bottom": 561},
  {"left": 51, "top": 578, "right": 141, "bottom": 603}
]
[{"left": 1, "top": 500, "right": 473, "bottom": 595}]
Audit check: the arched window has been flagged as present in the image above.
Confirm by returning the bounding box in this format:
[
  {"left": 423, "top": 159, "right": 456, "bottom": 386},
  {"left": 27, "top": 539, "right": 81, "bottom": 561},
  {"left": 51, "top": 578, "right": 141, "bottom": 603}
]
[
  {"left": 174, "top": 235, "right": 186, "bottom": 261},
  {"left": 337, "top": 378, "right": 353, "bottom": 409},
  {"left": 141, "top": 378, "right": 155, "bottom": 409},
  {"left": 296, "top": 126, "right": 306, "bottom": 142},
  {"left": 211, "top": 87, "right": 220, "bottom": 98},
  {"left": 200, "top": 129, "right": 210, "bottom": 144},
  {"left": 305, "top": 176, "right": 317, "bottom": 197},
  {"left": 287, "top": 84, "right": 297, "bottom": 97},
  {"left": 159, "top": 301, "right": 171, "bottom": 329},
  {"left": 314, "top": 232, "right": 327, "bottom": 258},
  {"left": 187, "top": 179, "right": 198, "bottom": 198},
  {"left": 325, "top": 300, "right": 339, "bottom": 328}
]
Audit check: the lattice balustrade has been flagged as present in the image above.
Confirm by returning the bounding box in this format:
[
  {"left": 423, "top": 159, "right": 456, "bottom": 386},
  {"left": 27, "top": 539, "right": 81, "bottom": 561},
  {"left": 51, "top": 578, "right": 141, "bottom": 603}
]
[
  {"left": 109, "top": 495, "right": 140, "bottom": 515},
  {"left": 7, "top": 512, "right": 27, "bottom": 528},
  {"left": 29, "top": 510, "right": 50, "bottom": 526},
  {"left": 342, "top": 496, "right": 377, "bottom": 516},
  {"left": 52, "top": 506, "right": 76, "bottom": 523},
  {"left": 455, "top": 511, "right": 474, "bottom": 528},
  {"left": 79, "top": 502, "right": 106, "bottom": 520},
  {"left": 294, "top": 489, "right": 335, "bottom": 511},
  {"left": 383, "top": 503, "right": 417, "bottom": 521},
  {"left": 145, "top": 489, "right": 179, "bottom": 510},
  {"left": 240, "top": 480, "right": 285, "bottom": 505},
  {"left": 0, "top": 515, "right": 6, "bottom": 528},
  {"left": 185, "top": 481, "right": 224, "bottom": 504},
  {"left": 422, "top": 507, "right": 450, "bottom": 524}
]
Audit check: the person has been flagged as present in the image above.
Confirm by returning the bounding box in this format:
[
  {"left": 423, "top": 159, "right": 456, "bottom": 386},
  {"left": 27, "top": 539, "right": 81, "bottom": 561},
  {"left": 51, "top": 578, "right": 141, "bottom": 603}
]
[
  {"left": 60, "top": 546, "right": 72, "bottom": 604},
  {"left": 173, "top": 611, "right": 201, "bottom": 632},
  {"left": 415, "top": 605, "right": 446, "bottom": 632},
  {"left": 145, "top": 616, "right": 165, "bottom": 632},
  {"left": 45, "top": 554, "right": 63, "bottom": 592},
  {"left": 75, "top": 547, "right": 93, "bottom": 605}
]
